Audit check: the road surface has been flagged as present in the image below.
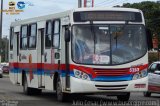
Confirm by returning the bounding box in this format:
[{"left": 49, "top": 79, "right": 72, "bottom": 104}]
[{"left": 0, "top": 75, "right": 160, "bottom": 106}]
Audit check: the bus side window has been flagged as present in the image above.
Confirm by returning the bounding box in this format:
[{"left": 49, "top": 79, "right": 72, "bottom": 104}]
[
  {"left": 52, "top": 20, "right": 60, "bottom": 48},
  {"left": 45, "top": 21, "right": 52, "bottom": 48},
  {"left": 20, "top": 25, "right": 28, "bottom": 49},
  {"left": 28, "top": 24, "right": 37, "bottom": 48}
]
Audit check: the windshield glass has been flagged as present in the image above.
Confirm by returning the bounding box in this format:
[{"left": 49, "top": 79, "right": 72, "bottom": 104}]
[{"left": 72, "top": 24, "right": 147, "bottom": 65}]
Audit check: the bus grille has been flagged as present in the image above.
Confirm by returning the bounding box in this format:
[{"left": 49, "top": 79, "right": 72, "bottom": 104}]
[
  {"left": 94, "top": 69, "right": 128, "bottom": 76},
  {"left": 95, "top": 84, "right": 128, "bottom": 90}
]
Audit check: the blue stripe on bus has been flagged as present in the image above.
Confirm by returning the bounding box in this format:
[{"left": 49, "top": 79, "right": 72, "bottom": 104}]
[{"left": 93, "top": 74, "right": 133, "bottom": 81}]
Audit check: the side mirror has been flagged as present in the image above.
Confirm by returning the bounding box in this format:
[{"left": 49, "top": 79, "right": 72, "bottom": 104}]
[
  {"left": 65, "top": 28, "right": 70, "bottom": 42},
  {"left": 146, "top": 28, "right": 153, "bottom": 50},
  {"left": 154, "top": 70, "right": 160, "bottom": 75}
]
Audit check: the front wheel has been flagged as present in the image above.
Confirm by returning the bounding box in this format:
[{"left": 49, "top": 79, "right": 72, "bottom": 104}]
[
  {"left": 23, "top": 75, "right": 42, "bottom": 95},
  {"left": 0, "top": 74, "right": 3, "bottom": 78},
  {"left": 23, "top": 75, "right": 32, "bottom": 95},
  {"left": 117, "top": 93, "right": 130, "bottom": 101},
  {"left": 143, "top": 92, "right": 151, "bottom": 97},
  {"left": 56, "top": 76, "right": 69, "bottom": 102}
]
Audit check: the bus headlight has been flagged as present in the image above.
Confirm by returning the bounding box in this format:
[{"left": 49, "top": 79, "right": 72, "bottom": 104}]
[
  {"left": 132, "top": 70, "right": 148, "bottom": 80},
  {"left": 73, "top": 69, "right": 90, "bottom": 81}
]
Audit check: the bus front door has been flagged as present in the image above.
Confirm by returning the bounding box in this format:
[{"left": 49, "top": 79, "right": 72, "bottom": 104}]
[{"left": 63, "top": 26, "right": 70, "bottom": 90}]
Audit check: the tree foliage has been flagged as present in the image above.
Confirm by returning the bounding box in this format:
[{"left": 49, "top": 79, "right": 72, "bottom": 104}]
[
  {"left": 0, "top": 37, "right": 9, "bottom": 62},
  {"left": 122, "top": 1, "right": 160, "bottom": 34}
]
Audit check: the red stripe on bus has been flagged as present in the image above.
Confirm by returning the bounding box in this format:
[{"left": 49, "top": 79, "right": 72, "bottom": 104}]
[{"left": 9, "top": 62, "right": 148, "bottom": 78}]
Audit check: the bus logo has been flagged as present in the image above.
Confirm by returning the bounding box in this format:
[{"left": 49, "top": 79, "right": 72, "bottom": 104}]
[{"left": 17, "top": 1, "right": 25, "bottom": 9}]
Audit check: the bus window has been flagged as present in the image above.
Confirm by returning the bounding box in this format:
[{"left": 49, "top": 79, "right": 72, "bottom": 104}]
[
  {"left": 29, "top": 24, "right": 37, "bottom": 48},
  {"left": 10, "top": 27, "right": 14, "bottom": 50},
  {"left": 45, "top": 21, "right": 52, "bottom": 48},
  {"left": 53, "top": 20, "right": 60, "bottom": 48},
  {"left": 20, "top": 25, "right": 28, "bottom": 49}
]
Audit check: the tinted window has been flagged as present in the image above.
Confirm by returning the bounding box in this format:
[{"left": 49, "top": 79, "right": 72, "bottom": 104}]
[
  {"left": 156, "top": 64, "right": 160, "bottom": 71},
  {"left": 45, "top": 21, "right": 52, "bottom": 48}
]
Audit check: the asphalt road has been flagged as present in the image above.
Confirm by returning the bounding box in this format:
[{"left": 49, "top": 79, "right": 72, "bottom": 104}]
[{"left": 0, "top": 75, "right": 160, "bottom": 106}]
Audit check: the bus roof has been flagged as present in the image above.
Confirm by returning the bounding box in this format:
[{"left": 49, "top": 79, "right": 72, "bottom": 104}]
[
  {"left": 10, "top": 7, "right": 142, "bottom": 26},
  {"left": 73, "top": 7, "right": 141, "bottom": 12},
  {"left": 10, "top": 10, "right": 72, "bottom": 26}
]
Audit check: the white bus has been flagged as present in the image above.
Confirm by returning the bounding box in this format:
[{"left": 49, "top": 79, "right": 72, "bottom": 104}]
[{"left": 9, "top": 8, "right": 151, "bottom": 101}]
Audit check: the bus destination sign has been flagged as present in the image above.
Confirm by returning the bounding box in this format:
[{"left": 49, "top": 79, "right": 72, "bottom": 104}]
[{"left": 73, "top": 11, "right": 142, "bottom": 22}]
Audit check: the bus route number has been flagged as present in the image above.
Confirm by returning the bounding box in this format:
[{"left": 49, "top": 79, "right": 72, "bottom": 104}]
[{"left": 130, "top": 68, "right": 139, "bottom": 73}]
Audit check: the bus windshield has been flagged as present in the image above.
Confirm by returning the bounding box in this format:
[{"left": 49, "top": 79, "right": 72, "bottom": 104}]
[{"left": 72, "top": 24, "right": 147, "bottom": 65}]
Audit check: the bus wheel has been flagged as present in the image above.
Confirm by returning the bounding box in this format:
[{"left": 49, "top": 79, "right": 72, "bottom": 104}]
[
  {"left": 56, "top": 77, "right": 68, "bottom": 102},
  {"left": 143, "top": 92, "right": 151, "bottom": 97},
  {"left": 117, "top": 93, "right": 130, "bottom": 101},
  {"left": 33, "top": 88, "right": 42, "bottom": 95},
  {"left": 0, "top": 74, "right": 3, "bottom": 78},
  {"left": 23, "top": 75, "right": 32, "bottom": 95}
]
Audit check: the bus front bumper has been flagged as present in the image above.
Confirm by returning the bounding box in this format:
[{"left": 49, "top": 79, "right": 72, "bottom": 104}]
[{"left": 70, "top": 76, "right": 148, "bottom": 93}]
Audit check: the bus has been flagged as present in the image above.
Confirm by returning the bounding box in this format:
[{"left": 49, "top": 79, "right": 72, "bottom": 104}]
[{"left": 9, "top": 8, "right": 152, "bottom": 101}]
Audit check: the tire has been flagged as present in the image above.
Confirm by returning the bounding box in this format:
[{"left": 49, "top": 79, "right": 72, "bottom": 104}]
[
  {"left": 143, "top": 92, "right": 151, "bottom": 97},
  {"left": 117, "top": 93, "right": 130, "bottom": 101},
  {"left": 23, "top": 75, "right": 42, "bottom": 95},
  {"left": 23, "top": 75, "right": 32, "bottom": 95},
  {"left": 56, "top": 76, "right": 69, "bottom": 102},
  {"left": 34, "top": 89, "right": 42, "bottom": 95},
  {"left": 0, "top": 74, "right": 2, "bottom": 78}
]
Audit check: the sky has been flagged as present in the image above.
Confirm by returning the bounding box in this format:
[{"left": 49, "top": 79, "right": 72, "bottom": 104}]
[{"left": 1, "top": 0, "right": 158, "bottom": 37}]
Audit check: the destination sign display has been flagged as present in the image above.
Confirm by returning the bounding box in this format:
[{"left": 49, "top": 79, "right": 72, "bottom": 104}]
[{"left": 73, "top": 11, "right": 142, "bottom": 22}]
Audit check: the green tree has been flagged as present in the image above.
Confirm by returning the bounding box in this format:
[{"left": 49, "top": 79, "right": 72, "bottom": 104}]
[
  {"left": 122, "top": 1, "right": 160, "bottom": 34},
  {"left": 0, "top": 37, "right": 9, "bottom": 62},
  {"left": 120, "top": 1, "right": 160, "bottom": 62}
]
